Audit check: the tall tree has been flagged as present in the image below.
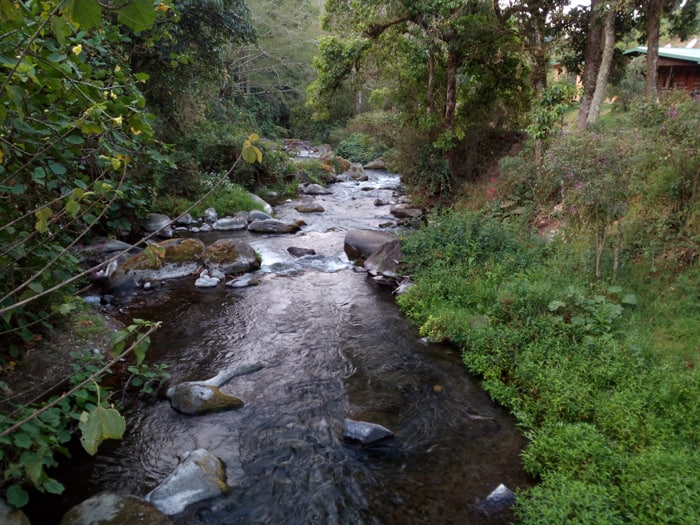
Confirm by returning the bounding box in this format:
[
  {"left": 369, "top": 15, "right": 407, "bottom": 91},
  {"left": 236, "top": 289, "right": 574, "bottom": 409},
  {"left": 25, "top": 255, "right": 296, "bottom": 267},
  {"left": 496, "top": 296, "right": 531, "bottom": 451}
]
[
  {"left": 577, "top": 0, "right": 604, "bottom": 130},
  {"left": 587, "top": 1, "right": 617, "bottom": 126}
]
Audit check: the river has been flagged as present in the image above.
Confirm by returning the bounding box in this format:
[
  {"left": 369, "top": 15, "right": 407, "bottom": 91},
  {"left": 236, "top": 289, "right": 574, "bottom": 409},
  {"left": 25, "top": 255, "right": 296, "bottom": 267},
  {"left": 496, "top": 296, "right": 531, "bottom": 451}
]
[{"left": 30, "top": 170, "right": 532, "bottom": 524}]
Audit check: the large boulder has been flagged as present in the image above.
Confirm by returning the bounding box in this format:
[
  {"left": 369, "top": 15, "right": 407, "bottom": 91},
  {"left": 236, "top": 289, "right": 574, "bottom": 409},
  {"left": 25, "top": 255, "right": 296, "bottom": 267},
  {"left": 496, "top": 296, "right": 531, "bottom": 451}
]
[
  {"left": 60, "top": 492, "right": 171, "bottom": 525},
  {"left": 145, "top": 449, "right": 229, "bottom": 516},
  {"left": 364, "top": 239, "right": 403, "bottom": 283},
  {"left": 364, "top": 158, "right": 386, "bottom": 170},
  {"left": 109, "top": 238, "right": 205, "bottom": 289},
  {"left": 344, "top": 230, "right": 396, "bottom": 263},
  {"left": 203, "top": 239, "right": 260, "bottom": 275},
  {"left": 248, "top": 219, "right": 305, "bottom": 234},
  {"left": 479, "top": 484, "right": 517, "bottom": 517}
]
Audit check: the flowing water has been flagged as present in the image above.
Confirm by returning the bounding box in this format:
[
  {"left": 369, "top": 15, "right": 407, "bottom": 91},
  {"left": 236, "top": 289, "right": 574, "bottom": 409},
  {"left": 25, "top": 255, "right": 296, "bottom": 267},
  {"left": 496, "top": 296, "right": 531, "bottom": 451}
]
[{"left": 32, "top": 171, "right": 532, "bottom": 524}]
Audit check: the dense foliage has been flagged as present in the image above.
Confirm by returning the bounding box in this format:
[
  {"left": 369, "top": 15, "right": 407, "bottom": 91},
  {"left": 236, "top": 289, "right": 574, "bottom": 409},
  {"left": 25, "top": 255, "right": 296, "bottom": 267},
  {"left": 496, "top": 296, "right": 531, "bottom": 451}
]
[{"left": 397, "top": 95, "right": 700, "bottom": 523}]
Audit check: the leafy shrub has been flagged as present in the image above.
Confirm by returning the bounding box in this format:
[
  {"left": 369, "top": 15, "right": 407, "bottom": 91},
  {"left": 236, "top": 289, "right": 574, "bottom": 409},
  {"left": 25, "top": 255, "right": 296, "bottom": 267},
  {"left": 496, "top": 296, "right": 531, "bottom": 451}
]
[{"left": 336, "top": 132, "right": 383, "bottom": 164}]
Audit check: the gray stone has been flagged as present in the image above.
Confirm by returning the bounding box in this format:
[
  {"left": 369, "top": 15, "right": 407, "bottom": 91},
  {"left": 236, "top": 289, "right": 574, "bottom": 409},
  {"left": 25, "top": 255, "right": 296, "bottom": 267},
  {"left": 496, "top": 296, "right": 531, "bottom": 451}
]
[
  {"left": 175, "top": 213, "right": 194, "bottom": 226},
  {"left": 165, "top": 363, "right": 263, "bottom": 415},
  {"left": 203, "top": 239, "right": 260, "bottom": 275},
  {"left": 390, "top": 204, "right": 422, "bottom": 219},
  {"left": 364, "top": 239, "right": 403, "bottom": 281},
  {"left": 59, "top": 492, "right": 171, "bottom": 525},
  {"left": 344, "top": 229, "right": 396, "bottom": 263},
  {"left": 480, "top": 483, "right": 516, "bottom": 516},
  {"left": 226, "top": 273, "right": 261, "bottom": 288},
  {"left": 248, "top": 219, "right": 305, "bottom": 234},
  {"left": 295, "top": 200, "right": 325, "bottom": 213},
  {"left": 247, "top": 192, "right": 273, "bottom": 215},
  {"left": 0, "top": 501, "right": 31, "bottom": 525},
  {"left": 213, "top": 216, "right": 247, "bottom": 230},
  {"left": 300, "top": 183, "right": 332, "bottom": 195},
  {"left": 287, "top": 247, "right": 316, "bottom": 257},
  {"left": 248, "top": 210, "right": 272, "bottom": 222},
  {"left": 203, "top": 208, "right": 218, "bottom": 223},
  {"left": 145, "top": 449, "right": 228, "bottom": 516},
  {"left": 194, "top": 271, "right": 220, "bottom": 288},
  {"left": 143, "top": 213, "right": 173, "bottom": 238},
  {"left": 364, "top": 158, "right": 386, "bottom": 170},
  {"left": 343, "top": 419, "right": 394, "bottom": 445}
]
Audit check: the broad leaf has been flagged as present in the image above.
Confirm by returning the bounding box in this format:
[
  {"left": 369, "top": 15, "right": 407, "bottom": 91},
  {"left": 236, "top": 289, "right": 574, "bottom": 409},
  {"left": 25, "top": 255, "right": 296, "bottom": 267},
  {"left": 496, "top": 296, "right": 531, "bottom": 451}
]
[
  {"left": 117, "top": 0, "right": 157, "bottom": 33},
  {"left": 78, "top": 406, "right": 126, "bottom": 456},
  {"left": 64, "top": 0, "right": 102, "bottom": 31},
  {"left": 7, "top": 484, "right": 29, "bottom": 507}
]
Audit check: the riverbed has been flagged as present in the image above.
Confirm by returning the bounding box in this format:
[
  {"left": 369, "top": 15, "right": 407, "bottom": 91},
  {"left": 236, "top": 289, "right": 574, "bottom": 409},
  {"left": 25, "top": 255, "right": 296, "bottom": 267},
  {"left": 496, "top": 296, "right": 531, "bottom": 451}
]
[{"left": 30, "top": 170, "right": 532, "bottom": 524}]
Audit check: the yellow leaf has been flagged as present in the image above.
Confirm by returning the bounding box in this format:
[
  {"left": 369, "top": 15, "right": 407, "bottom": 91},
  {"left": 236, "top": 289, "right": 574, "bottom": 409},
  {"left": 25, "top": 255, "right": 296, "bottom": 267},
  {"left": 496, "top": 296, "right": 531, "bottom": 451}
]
[{"left": 248, "top": 133, "right": 260, "bottom": 142}]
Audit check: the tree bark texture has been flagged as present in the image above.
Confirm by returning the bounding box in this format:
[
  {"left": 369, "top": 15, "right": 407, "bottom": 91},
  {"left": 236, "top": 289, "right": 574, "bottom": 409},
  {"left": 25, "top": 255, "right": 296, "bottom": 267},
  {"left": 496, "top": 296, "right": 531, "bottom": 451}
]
[
  {"left": 577, "top": 0, "right": 604, "bottom": 132},
  {"left": 645, "top": 0, "right": 663, "bottom": 99},
  {"left": 445, "top": 48, "right": 458, "bottom": 132},
  {"left": 587, "top": 4, "right": 616, "bottom": 126}
]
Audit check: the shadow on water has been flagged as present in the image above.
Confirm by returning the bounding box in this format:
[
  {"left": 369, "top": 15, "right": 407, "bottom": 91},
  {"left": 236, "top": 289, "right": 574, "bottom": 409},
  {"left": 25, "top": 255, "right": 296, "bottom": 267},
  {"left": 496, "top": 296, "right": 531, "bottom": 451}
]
[{"left": 28, "top": 171, "right": 532, "bottom": 524}]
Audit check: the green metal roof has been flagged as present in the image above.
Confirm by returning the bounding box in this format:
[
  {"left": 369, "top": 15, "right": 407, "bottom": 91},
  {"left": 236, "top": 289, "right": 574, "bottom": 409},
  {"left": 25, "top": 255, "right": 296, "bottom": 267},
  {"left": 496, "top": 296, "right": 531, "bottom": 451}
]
[{"left": 624, "top": 46, "right": 700, "bottom": 64}]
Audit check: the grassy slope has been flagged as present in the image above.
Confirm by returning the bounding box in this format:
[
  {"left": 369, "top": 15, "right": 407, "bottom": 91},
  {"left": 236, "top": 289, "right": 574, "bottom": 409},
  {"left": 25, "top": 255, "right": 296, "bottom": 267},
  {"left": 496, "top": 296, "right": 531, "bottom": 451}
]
[{"left": 396, "top": 97, "right": 700, "bottom": 523}]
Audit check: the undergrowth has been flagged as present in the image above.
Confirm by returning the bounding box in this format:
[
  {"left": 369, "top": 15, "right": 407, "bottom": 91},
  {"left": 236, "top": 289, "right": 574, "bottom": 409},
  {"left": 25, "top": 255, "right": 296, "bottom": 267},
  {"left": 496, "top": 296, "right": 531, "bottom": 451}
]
[{"left": 396, "top": 94, "right": 700, "bottom": 524}]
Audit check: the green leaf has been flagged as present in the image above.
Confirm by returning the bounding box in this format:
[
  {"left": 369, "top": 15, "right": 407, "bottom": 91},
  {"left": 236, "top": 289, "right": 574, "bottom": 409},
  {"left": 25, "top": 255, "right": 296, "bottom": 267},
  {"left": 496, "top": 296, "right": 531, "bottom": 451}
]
[
  {"left": 117, "top": 0, "right": 156, "bottom": 32},
  {"left": 78, "top": 406, "right": 126, "bottom": 456},
  {"left": 28, "top": 282, "right": 44, "bottom": 293},
  {"left": 621, "top": 293, "right": 637, "bottom": 306},
  {"left": 65, "top": 199, "right": 81, "bottom": 218},
  {"left": 44, "top": 478, "right": 64, "bottom": 495},
  {"left": 134, "top": 72, "right": 150, "bottom": 82},
  {"left": 0, "top": 0, "right": 21, "bottom": 22},
  {"left": 7, "top": 484, "right": 29, "bottom": 507},
  {"left": 13, "top": 432, "right": 32, "bottom": 449},
  {"left": 548, "top": 300, "right": 566, "bottom": 312},
  {"left": 34, "top": 207, "right": 53, "bottom": 234},
  {"left": 64, "top": 0, "right": 102, "bottom": 31}
]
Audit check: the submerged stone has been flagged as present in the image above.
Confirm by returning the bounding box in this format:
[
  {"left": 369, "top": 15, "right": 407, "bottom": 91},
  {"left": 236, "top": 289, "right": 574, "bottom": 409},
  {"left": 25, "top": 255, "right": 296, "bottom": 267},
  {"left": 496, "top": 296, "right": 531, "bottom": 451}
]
[
  {"left": 166, "top": 383, "right": 243, "bottom": 415},
  {"left": 343, "top": 418, "right": 394, "bottom": 445}
]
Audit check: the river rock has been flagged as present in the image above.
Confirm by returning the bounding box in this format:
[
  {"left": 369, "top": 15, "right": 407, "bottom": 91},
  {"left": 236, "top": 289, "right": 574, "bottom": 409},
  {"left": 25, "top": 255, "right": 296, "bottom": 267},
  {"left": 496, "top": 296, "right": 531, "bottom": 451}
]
[
  {"left": 249, "top": 209, "right": 272, "bottom": 222},
  {"left": 344, "top": 229, "right": 397, "bottom": 263},
  {"left": 85, "top": 238, "right": 134, "bottom": 255},
  {"left": 247, "top": 192, "right": 274, "bottom": 215},
  {"left": 109, "top": 238, "right": 205, "bottom": 289},
  {"left": 145, "top": 449, "right": 229, "bottom": 516},
  {"left": 295, "top": 200, "right": 325, "bottom": 213},
  {"left": 213, "top": 216, "right": 248, "bottom": 230},
  {"left": 166, "top": 363, "right": 263, "bottom": 415},
  {"left": 226, "top": 273, "right": 261, "bottom": 288},
  {"left": 194, "top": 270, "right": 220, "bottom": 288},
  {"left": 300, "top": 183, "right": 332, "bottom": 195},
  {"left": 0, "top": 501, "right": 30, "bottom": 525},
  {"left": 143, "top": 213, "right": 173, "bottom": 239},
  {"left": 479, "top": 483, "right": 516, "bottom": 516},
  {"left": 364, "top": 158, "right": 386, "bottom": 170},
  {"left": 203, "top": 239, "right": 261, "bottom": 275},
  {"left": 348, "top": 163, "right": 366, "bottom": 181},
  {"left": 390, "top": 203, "right": 423, "bottom": 219},
  {"left": 287, "top": 246, "right": 316, "bottom": 257},
  {"left": 175, "top": 213, "right": 194, "bottom": 226},
  {"left": 203, "top": 207, "right": 218, "bottom": 223},
  {"left": 343, "top": 419, "right": 394, "bottom": 445},
  {"left": 364, "top": 239, "right": 403, "bottom": 283},
  {"left": 59, "top": 492, "right": 171, "bottom": 525},
  {"left": 166, "top": 383, "right": 243, "bottom": 415},
  {"left": 248, "top": 219, "right": 305, "bottom": 234}
]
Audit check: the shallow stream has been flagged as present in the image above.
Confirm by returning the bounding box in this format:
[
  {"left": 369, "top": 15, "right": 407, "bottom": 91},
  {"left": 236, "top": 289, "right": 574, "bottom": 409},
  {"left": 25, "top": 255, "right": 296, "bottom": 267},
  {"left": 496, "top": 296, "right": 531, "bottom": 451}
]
[{"left": 32, "top": 171, "right": 531, "bottom": 524}]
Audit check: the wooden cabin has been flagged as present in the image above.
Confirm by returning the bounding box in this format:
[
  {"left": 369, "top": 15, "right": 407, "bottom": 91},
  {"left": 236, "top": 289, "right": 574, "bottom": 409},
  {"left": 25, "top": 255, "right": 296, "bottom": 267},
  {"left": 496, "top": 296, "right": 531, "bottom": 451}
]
[{"left": 624, "top": 46, "right": 700, "bottom": 95}]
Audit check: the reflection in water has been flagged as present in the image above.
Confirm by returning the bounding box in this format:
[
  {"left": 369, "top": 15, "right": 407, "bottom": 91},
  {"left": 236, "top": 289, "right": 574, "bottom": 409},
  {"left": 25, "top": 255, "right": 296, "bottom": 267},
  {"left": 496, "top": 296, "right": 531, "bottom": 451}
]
[{"left": 31, "top": 172, "right": 531, "bottom": 524}]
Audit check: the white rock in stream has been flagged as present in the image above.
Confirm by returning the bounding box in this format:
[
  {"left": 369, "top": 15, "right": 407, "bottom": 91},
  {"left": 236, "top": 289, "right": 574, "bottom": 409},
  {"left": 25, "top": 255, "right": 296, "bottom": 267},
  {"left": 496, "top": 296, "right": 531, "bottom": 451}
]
[
  {"left": 145, "top": 449, "right": 229, "bottom": 516},
  {"left": 343, "top": 418, "right": 394, "bottom": 445}
]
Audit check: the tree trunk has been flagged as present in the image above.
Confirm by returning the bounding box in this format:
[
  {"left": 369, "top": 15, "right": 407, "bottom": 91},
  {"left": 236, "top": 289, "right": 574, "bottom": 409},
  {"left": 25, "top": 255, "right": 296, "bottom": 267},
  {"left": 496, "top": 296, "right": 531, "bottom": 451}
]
[
  {"left": 595, "top": 223, "right": 606, "bottom": 279},
  {"left": 646, "top": 0, "right": 663, "bottom": 99},
  {"left": 577, "top": 0, "right": 604, "bottom": 132},
  {"left": 587, "top": 4, "right": 616, "bottom": 126},
  {"left": 612, "top": 217, "right": 622, "bottom": 281},
  {"left": 427, "top": 49, "right": 434, "bottom": 114},
  {"left": 445, "top": 48, "right": 458, "bottom": 132}
]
